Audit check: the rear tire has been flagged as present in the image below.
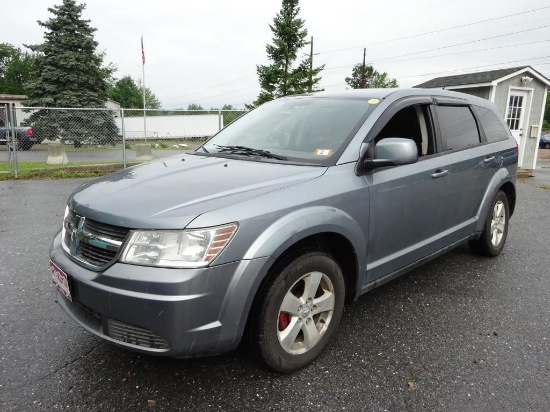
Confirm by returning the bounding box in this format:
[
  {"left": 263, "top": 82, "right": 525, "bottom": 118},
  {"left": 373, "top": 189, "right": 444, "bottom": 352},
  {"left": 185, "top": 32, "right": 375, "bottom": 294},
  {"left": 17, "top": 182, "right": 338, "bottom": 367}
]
[
  {"left": 469, "top": 190, "right": 509, "bottom": 256},
  {"left": 252, "top": 251, "right": 345, "bottom": 373}
]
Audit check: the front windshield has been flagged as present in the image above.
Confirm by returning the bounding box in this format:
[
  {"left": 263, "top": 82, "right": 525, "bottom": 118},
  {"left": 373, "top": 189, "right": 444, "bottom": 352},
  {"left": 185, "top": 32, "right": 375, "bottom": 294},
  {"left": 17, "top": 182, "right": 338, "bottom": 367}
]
[{"left": 200, "top": 96, "right": 374, "bottom": 165}]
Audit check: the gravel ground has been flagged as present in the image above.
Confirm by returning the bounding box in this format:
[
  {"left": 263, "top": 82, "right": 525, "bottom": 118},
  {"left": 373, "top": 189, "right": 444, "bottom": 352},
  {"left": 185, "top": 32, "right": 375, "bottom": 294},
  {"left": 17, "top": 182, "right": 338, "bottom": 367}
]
[{"left": 0, "top": 177, "right": 549, "bottom": 412}]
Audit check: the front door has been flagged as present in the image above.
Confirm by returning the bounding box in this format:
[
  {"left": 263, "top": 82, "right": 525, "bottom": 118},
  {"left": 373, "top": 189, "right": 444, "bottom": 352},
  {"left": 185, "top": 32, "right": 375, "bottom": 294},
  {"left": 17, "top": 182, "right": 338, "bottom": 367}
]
[
  {"left": 505, "top": 89, "right": 529, "bottom": 166},
  {"left": 363, "top": 101, "right": 450, "bottom": 283},
  {"left": 365, "top": 155, "right": 450, "bottom": 282}
]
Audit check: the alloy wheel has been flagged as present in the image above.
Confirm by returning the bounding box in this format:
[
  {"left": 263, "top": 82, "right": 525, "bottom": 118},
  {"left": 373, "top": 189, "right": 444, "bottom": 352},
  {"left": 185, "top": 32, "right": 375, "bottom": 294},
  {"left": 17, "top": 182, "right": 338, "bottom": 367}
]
[
  {"left": 490, "top": 200, "right": 506, "bottom": 246},
  {"left": 277, "top": 271, "right": 335, "bottom": 355}
]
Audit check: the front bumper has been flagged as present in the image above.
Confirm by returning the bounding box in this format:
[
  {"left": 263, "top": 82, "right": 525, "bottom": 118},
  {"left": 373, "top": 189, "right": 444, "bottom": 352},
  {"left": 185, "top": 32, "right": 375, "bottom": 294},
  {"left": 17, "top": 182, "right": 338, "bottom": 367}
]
[{"left": 50, "top": 232, "right": 273, "bottom": 357}]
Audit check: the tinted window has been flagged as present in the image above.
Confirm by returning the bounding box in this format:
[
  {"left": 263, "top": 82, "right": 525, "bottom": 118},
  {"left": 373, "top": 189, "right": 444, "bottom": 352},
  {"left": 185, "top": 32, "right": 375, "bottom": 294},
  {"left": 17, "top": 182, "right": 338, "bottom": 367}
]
[
  {"left": 473, "top": 106, "right": 507, "bottom": 143},
  {"left": 437, "top": 106, "right": 480, "bottom": 150}
]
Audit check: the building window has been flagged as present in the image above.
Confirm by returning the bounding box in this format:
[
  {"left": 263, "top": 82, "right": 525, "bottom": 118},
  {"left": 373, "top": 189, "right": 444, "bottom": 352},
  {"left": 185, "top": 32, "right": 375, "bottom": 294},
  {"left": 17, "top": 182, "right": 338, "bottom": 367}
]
[{"left": 506, "top": 95, "right": 523, "bottom": 131}]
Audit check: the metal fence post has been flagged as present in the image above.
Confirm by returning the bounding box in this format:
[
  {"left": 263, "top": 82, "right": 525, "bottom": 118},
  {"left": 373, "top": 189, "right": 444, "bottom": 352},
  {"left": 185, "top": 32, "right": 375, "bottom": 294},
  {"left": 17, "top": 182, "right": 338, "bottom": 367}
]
[
  {"left": 10, "top": 104, "right": 18, "bottom": 179},
  {"left": 121, "top": 108, "right": 126, "bottom": 168},
  {"left": 0, "top": 105, "right": 14, "bottom": 177},
  {"left": 218, "top": 110, "right": 222, "bottom": 131}
]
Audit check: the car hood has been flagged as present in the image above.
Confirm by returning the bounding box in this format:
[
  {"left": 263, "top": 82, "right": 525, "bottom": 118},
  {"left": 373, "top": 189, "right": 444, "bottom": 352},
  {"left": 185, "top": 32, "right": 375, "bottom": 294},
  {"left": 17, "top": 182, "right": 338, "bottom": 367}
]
[{"left": 69, "top": 153, "right": 326, "bottom": 229}]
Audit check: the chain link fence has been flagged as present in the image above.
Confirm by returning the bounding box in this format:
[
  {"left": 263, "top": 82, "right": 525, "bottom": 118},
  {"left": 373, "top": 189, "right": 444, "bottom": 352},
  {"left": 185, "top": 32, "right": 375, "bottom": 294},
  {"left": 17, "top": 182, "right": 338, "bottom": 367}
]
[{"left": 0, "top": 107, "right": 247, "bottom": 179}]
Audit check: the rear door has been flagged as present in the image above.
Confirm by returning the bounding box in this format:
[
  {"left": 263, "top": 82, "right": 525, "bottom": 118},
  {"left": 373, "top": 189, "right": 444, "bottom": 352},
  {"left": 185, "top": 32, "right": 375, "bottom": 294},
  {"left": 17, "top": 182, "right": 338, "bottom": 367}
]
[{"left": 433, "top": 101, "right": 497, "bottom": 243}]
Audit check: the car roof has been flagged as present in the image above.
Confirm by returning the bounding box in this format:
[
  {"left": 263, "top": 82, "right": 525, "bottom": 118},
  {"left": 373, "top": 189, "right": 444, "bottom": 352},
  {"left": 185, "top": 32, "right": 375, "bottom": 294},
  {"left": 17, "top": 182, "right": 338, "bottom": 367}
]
[{"left": 284, "top": 88, "right": 494, "bottom": 108}]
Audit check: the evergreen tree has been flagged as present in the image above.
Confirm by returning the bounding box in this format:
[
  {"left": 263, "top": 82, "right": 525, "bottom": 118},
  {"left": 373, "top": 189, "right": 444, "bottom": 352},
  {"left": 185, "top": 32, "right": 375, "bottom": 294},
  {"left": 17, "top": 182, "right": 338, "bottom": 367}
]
[
  {"left": 24, "top": 0, "right": 117, "bottom": 146},
  {"left": 251, "top": 0, "right": 323, "bottom": 107},
  {"left": 345, "top": 64, "right": 398, "bottom": 89}
]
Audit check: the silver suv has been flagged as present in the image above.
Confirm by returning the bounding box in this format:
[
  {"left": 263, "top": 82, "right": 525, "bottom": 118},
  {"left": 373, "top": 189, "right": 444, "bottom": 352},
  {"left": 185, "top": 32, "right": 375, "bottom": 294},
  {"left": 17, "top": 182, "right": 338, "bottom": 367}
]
[{"left": 50, "top": 89, "right": 517, "bottom": 372}]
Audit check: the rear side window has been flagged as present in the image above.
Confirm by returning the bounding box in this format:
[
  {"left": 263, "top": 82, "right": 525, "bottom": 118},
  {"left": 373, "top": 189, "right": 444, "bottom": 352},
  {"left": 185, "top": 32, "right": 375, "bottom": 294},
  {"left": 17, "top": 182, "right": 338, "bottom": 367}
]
[
  {"left": 473, "top": 106, "right": 508, "bottom": 143},
  {"left": 437, "top": 106, "right": 480, "bottom": 151}
]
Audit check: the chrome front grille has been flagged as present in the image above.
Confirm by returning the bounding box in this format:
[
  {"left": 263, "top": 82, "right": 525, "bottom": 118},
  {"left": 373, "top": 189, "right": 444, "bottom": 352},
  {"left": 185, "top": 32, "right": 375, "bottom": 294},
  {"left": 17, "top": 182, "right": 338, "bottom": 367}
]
[
  {"left": 79, "top": 242, "right": 118, "bottom": 266},
  {"left": 84, "top": 219, "right": 129, "bottom": 242},
  {"left": 62, "top": 209, "right": 130, "bottom": 269},
  {"left": 107, "top": 319, "right": 171, "bottom": 350}
]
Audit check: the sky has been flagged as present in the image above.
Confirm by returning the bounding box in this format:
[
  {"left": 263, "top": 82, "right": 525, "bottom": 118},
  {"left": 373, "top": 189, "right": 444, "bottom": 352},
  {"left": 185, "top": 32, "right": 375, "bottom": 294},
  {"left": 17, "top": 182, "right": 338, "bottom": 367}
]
[{"left": 4, "top": 0, "right": 550, "bottom": 109}]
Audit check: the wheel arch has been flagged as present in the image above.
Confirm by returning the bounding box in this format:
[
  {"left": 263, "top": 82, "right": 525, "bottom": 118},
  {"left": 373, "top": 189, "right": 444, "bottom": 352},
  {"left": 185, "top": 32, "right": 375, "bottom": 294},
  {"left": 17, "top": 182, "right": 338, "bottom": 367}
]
[
  {"left": 499, "top": 181, "right": 516, "bottom": 217},
  {"left": 242, "top": 206, "right": 365, "bottom": 302},
  {"left": 474, "top": 168, "right": 516, "bottom": 233},
  {"left": 260, "top": 232, "right": 360, "bottom": 304},
  {"left": 225, "top": 207, "right": 365, "bottom": 351}
]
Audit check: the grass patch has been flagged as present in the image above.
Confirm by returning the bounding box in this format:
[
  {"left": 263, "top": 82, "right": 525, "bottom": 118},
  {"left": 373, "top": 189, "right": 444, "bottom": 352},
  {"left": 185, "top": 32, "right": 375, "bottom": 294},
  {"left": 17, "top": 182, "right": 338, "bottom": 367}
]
[{"left": 0, "top": 161, "right": 142, "bottom": 180}]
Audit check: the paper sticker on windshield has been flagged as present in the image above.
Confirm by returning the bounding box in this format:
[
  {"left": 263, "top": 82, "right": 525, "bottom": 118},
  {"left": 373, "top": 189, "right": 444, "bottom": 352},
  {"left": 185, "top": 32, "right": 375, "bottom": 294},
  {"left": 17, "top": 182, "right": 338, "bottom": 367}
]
[
  {"left": 314, "top": 149, "right": 333, "bottom": 156},
  {"left": 368, "top": 98, "right": 380, "bottom": 105}
]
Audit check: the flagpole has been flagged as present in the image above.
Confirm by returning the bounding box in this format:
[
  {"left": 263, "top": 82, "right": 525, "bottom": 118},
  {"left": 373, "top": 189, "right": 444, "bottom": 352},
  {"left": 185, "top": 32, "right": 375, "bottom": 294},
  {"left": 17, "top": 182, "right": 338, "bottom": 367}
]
[{"left": 141, "top": 35, "right": 147, "bottom": 143}]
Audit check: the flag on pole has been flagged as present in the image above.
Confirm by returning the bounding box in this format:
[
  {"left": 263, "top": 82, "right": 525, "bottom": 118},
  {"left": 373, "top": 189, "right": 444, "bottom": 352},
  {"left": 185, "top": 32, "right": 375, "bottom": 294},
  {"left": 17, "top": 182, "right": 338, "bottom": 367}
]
[{"left": 141, "top": 35, "right": 145, "bottom": 65}]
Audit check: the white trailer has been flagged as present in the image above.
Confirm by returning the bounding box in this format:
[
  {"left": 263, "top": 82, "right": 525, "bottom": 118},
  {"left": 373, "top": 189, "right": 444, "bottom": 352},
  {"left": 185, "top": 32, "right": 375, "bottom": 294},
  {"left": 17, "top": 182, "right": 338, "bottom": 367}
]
[{"left": 117, "top": 114, "right": 221, "bottom": 140}]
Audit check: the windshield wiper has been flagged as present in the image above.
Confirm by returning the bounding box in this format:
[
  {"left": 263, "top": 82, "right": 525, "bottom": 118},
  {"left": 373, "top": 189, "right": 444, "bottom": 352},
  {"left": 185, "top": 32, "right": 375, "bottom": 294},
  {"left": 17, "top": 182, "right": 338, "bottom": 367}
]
[{"left": 214, "top": 144, "right": 287, "bottom": 160}]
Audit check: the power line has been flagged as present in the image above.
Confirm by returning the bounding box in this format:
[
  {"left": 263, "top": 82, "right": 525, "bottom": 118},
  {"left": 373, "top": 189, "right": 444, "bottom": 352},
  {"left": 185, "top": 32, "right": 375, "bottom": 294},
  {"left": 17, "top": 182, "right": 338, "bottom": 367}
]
[
  {"left": 317, "top": 5, "right": 550, "bottom": 55},
  {"left": 162, "top": 73, "right": 256, "bottom": 104},
  {"left": 165, "top": 84, "right": 259, "bottom": 109},
  {"left": 160, "top": 8, "right": 550, "bottom": 107},
  {"left": 318, "top": 38, "right": 550, "bottom": 79},
  {"left": 167, "top": 48, "right": 550, "bottom": 107},
  {"left": 318, "top": 56, "right": 550, "bottom": 89},
  {"left": 379, "top": 38, "right": 550, "bottom": 64},
  {"left": 373, "top": 23, "right": 550, "bottom": 63},
  {"left": 315, "top": 0, "right": 459, "bottom": 42},
  {"left": 397, "top": 55, "right": 550, "bottom": 80}
]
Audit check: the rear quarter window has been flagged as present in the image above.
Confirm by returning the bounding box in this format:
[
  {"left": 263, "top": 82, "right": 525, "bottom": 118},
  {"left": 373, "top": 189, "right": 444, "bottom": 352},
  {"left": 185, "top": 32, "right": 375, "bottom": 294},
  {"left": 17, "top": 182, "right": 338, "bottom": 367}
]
[
  {"left": 473, "top": 106, "right": 508, "bottom": 143},
  {"left": 437, "top": 105, "right": 480, "bottom": 151}
]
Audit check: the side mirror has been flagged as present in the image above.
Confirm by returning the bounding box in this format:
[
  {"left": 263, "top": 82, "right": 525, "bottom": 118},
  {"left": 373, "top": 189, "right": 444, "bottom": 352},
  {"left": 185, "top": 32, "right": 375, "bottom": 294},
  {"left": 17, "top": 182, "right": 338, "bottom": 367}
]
[{"left": 359, "top": 138, "right": 418, "bottom": 172}]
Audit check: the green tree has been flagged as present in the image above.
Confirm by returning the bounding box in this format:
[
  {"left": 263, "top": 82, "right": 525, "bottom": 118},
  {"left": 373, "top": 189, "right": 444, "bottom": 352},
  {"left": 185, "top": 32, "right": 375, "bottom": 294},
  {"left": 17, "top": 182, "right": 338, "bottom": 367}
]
[
  {"left": 251, "top": 0, "right": 323, "bottom": 107},
  {"left": 110, "top": 76, "right": 141, "bottom": 108},
  {"left": 24, "top": 0, "right": 117, "bottom": 146},
  {"left": 143, "top": 87, "right": 161, "bottom": 110},
  {"left": 0, "top": 43, "right": 36, "bottom": 95},
  {"left": 110, "top": 76, "right": 161, "bottom": 111},
  {"left": 209, "top": 104, "right": 246, "bottom": 126},
  {"left": 136, "top": 78, "right": 161, "bottom": 110},
  {"left": 187, "top": 103, "right": 204, "bottom": 111},
  {"left": 345, "top": 64, "right": 398, "bottom": 89}
]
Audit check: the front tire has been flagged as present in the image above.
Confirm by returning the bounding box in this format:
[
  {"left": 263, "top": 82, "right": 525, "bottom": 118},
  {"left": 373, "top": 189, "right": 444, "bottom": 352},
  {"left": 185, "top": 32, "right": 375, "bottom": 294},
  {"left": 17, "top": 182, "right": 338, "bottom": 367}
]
[
  {"left": 469, "top": 190, "right": 509, "bottom": 256},
  {"left": 252, "top": 252, "right": 345, "bottom": 373}
]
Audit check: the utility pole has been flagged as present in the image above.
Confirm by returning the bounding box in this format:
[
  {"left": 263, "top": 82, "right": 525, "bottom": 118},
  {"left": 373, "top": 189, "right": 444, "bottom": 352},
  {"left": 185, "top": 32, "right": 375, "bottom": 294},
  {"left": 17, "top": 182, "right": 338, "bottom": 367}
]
[
  {"left": 308, "top": 36, "right": 314, "bottom": 92},
  {"left": 360, "top": 48, "right": 366, "bottom": 89}
]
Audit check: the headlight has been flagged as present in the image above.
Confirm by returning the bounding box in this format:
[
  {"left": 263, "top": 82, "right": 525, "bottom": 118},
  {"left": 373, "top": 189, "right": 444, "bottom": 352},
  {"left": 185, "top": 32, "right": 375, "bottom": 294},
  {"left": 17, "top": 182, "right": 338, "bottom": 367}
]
[{"left": 120, "top": 223, "right": 238, "bottom": 268}]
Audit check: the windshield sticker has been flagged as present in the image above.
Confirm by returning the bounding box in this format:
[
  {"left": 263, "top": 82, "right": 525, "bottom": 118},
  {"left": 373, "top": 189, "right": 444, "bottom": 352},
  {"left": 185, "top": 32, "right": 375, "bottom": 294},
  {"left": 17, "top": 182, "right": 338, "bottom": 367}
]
[
  {"left": 368, "top": 98, "right": 380, "bottom": 105},
  {"left": 314, "top": 149, "right": 333, "bottom": 156}
]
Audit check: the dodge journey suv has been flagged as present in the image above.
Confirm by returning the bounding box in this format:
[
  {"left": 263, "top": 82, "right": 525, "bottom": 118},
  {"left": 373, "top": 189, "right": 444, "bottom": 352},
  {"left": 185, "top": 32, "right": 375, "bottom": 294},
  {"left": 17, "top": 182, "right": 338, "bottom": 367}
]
[{"left": 50, "top": 89, "right": 517, "bottom": 372}]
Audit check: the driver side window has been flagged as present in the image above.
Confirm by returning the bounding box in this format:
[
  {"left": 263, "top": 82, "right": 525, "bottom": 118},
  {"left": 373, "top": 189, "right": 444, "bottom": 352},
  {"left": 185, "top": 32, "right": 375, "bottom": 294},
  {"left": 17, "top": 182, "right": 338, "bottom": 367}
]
[{"left": 370, "top": 104, "right": 436, "bottom": 158}]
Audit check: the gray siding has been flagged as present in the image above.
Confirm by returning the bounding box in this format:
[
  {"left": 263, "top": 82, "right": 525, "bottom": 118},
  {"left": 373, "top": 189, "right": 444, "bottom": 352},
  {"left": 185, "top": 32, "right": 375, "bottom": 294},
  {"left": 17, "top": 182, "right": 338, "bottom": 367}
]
[
  {"left": 493, "top": 74, "right": 547, "bottom": 169},
  {"left": 451, "top": 87, "right": 490, "bottom": 100}
]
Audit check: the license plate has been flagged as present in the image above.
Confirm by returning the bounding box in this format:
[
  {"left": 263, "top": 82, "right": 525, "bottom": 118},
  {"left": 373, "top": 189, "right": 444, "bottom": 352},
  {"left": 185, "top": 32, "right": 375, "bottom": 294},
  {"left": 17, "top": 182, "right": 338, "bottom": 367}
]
[{"left": 50, "top": 260, "right": 72, "bottom": 301}]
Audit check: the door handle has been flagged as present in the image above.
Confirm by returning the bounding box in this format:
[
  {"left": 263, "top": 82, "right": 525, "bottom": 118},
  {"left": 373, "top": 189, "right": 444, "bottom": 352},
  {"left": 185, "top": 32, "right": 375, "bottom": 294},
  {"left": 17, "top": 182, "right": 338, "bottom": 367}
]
[
  {"left": 431, "top": 169, "right": 449, "bottom": 179},
  {"left": 484, "top": 156, "right": 495, "bottom": 163}
]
